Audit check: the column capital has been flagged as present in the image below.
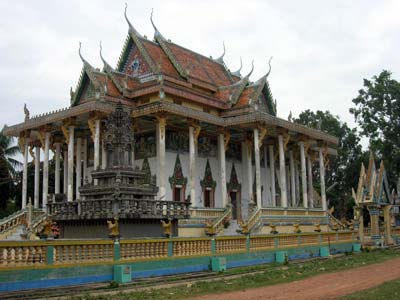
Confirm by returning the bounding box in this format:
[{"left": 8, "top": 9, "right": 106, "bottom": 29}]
[
  {"left": 257, "top": 127, "right": 268, "bottom": 148},
  {"left": 277, "top": 127, "right": 288, "bottom": 136},
  {"left": 89, "top": 111, "right": 106, "bottom": 120},
  {"left": 63, "top": 117, "right": 76, "bottom": 127},
  {"left": 224, "top": 130, "right": 231, "bottom": 151}
]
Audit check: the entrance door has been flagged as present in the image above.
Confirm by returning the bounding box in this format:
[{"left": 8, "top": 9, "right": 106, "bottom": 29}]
[
  {"left": 204, "top": 190, "right": 211, "bottom": 207},
  {"left": 230, "top": 191, "right": 237, "bottom": 220},
  {"left": 173, "top": 187, "right": 181, "bottom": 202}
]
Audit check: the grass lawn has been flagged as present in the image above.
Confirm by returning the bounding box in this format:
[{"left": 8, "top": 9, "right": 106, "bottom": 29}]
[
  {"left": 70, "top": 249, "right": 400, "bottom": 300},
  {"left": 342, "top": 279, "right": 400, "bottom": 300}
]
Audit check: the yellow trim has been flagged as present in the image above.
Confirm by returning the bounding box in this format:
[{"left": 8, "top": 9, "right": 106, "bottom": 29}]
[
  {"left": 215, "top": 236, "right": 247, "bottom": 241},
  {"left": 0, "top": 239, "right": 114, "bottom": 247}
]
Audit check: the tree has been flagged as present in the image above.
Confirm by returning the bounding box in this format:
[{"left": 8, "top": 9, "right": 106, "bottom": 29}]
[
  {"left": 350, "top": 70, "right": 400, "bottom": 188},
  {"left": 0, "top": 126, "right": 21, "bottom": 211},
  {"left": 294, "top": 110, "right": 366, "bottom": 219}
]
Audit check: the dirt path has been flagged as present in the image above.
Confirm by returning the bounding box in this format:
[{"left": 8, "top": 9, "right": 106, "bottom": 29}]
[{"left": 190, "top": 257, "right": 400, "bottom": 300}]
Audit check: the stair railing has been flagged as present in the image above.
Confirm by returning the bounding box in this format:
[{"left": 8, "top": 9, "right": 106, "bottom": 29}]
[
  {"left": 205, "top": 205, "right": 232, "bottom": 236},
  {"left": 0, "top": 209, "right": 27, "bottom": 239},
  {"left": 239, "top": 207, "right": 262, "bottom": 234},
  {"left": 327, "top": 212, "right": 347, "bottom": 231}
]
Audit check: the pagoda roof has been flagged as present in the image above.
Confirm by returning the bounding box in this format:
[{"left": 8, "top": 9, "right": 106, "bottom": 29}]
[{"left": 3, "top": 6, "right": 340, "bottom": 148}]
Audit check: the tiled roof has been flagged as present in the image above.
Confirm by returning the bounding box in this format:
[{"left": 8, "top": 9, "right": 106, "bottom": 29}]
[
  {"left": 72, "top": 14, "right": 275, "bottom": 116},
  {"left": 167, "top": 42, "right": 236, "bottom": 87}
]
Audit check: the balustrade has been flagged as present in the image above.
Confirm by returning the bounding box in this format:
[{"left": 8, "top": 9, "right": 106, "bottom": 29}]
[
  {"left": 0, "top": 230, "right": 364, "bottom": 269},
  {"left": 173, "top": 238, "right": 211, "bottom": 256},
  {"left": 215, "top": 237, "right": 246, "bottom": 253},
  {"left": 250, "top": 236, "right": 275, "bottom": 250},
  {"left": 48, "top": 198, "right": 190, "bottom": 220},
  {"left": 120, "top": 240, "right": 168, "bottom": 260}
]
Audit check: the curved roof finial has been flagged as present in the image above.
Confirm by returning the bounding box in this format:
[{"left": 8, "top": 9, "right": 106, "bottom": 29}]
[
  {"left": 78, "top": 41, "right": 84, "bottom": 62},
  {"left": 245, "top": 60, "right": 254, "bottom": 78},
  {"left": 150, "top": 8, "right": 165, "bottom": 40},
  {"left": 231, "top": 56, "right": 243, "bottom": 77},
  {"left": 266, "top": 56, "right": 273, "bottom": 77},
  {"left": 215, "top": 41, "right": 226, "bottom": 64},
  {"left": 99, "top": 40, "right": 108, "bottom": 66},
  {"left": 124, "top": 3, "right": 142, "bottom": 37}
]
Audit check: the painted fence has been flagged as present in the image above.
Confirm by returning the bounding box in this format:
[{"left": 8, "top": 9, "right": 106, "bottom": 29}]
[{"left": 0, "top": 231, "right": 357, "bottom": 292}]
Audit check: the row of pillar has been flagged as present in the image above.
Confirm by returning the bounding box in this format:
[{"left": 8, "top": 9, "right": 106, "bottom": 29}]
[
  {"left": 21, "top": 118, "right": 327, "bottom": 212},
  {"left": 20, "top": 119, "right": 103, "bottom": 210},
  {"left": 153, "top": 118, "right": 327, "bottom": 211}
]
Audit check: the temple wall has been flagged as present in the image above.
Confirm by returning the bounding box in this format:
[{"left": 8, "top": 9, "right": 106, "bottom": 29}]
[{"left": 135, "top": 151, "right": 273, "bottom": 214}]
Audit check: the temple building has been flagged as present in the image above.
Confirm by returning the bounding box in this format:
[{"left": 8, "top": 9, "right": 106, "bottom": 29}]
[{"left": 3, "top": 7, "right": 338, "bottom": 237}]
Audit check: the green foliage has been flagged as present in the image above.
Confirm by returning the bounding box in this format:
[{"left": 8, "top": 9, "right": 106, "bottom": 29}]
[
  {"left": 107, "top": 280, "right": 119, "bottom": 289},
  {"left": 343, "top": 279, "right": 400, "bottom": 300},
  {"left": 0, "top": 126, "right": 21, "bottom": 211},
  {"left": 293, "top": 110, "right": 367, "bottom": 219},
  {"left": 350, "top": 70, "right": 400, "bottom": 188}
]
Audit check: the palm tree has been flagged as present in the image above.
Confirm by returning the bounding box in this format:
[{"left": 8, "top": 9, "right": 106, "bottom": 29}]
[{"left": 0, "top": 126, "right": 21, "bottom": 178}]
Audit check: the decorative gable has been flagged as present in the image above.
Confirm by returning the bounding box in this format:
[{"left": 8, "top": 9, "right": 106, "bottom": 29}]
[
  {"left": 227, "top": 163, "right": 241, "bottom": 191},
  {"left": 142, "top": 157, "right": 156, "bottom": 185},
  {"left": 200, "top": 159, "right": 216, "bottom": 189},
  {"left": 169, "top": 154, "right": 187, "bottom": 187},
  {"left": 117, "top": 37, "right": 152, "bottom": 77}
]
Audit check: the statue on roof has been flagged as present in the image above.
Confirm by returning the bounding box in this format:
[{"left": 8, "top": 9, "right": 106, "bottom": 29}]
[
  {"left": 24, "top": 103, "right": 30, "bottom": 121},
  {"left": 288, "top": 111, "right": 292, "bottom": 122}
]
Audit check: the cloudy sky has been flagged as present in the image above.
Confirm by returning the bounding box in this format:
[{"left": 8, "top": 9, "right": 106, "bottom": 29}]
[{"left": 0, "top": 0, "right": 399, "bottom": 135}]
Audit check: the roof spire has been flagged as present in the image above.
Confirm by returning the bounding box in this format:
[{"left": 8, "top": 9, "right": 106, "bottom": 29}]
[
  {"left": 266, "top": 56, "right": 273, "bottom": 77},
  {"left": 78, "top": 42, "right": 94, "bottom": 69},
  {"left": 215, "top": 41, "right": 226, "bottom": 64},
  {"left": 99, "top": 40, "right": 114, "bottom": 70},
  {"left": 150, "top": 8, "right": 165, "bottom": 40},
  {"left": 124, "top": 3, "right": 143, "bottom": 37},
  {"left": 78, "top": 41, "right": 85, "bottom": 63},
  {"left": 99, "top": 40, "right": 104, "bottom": 62},
  {"left": 245, "top": 60, "right": 254, "bottom": 78},
  {"left": 231, "top": 57, "right": 242, "bottom": 77}
]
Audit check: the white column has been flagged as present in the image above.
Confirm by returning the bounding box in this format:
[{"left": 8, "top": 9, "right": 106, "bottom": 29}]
[
  {"left": 307, "top": 155, "right": 314, "bottom": 208},
  {"left": 278, "top": 134, "right": 287, "bottom": 208},
  {"left": 76, "top": 137, "right": 82, "bottom": 199},
  {"left": 189, "top": 126, "right": 196, "bottom": 205},
  {"left": 253, "top": 128, "right": 262, "bottom": 209},
  {"left": 83, "top": 138, "right": 88, "bottom": 181},
  {"left": 264, "top": 146, "right": 269, "bottom": 206},
  {"left": 94, "top": 120, "right": 100, "bottom": 170},
  {"left": 319, "top": 148, "right": 327, "bottom": 211},
  {"left": 63, "top": 149, "right": 68, "bottom": 195},
  {"left": 34, "top": 146, "right": 40, "bottom": 209},
  {"left": 218, "top": 132, "right": 227, "bottom": 208},
  {"left": 101, "top": 139, "right": 106, "bottom": 169},
  {"left": 295, "top": 161, "right": 300, "bottom": 205},
  {"left": 299, "top": 142, "right": 308, "bottom": 208},
  {"left": 157, "top": 117, "right": 166, "bottom": 198},
  {"left": 67, "top": 126, "right": 75, "bottom": 202},
  {"left": 246, "top": 140, "right": 253, "bottom": 206},
  {"left": 22, "top": 140, "right": 29, "bottom": 209},
  {"left": 268, "top": 144, "right": 276, "bottom": 207},
  {"left": 289, "top": 150, "right": 296, "bottom": 207},
  {"left": 94, "top": 119, "right": 100, "bottom": 185},
  {"left": 54, "top": 143, "right": 61, "bottom": 194},
  {"left": 131, "top": 124, "right": 135, "bottom": 168},
  {"left": 42, "top": 132, "right": 50, "bottom": 210}
]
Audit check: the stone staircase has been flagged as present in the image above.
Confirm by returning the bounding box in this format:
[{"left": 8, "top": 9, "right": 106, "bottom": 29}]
[
  {"left": 219, "top": 219, "right": 241, "bottom": 236},
  {"left": 0, "top": 205, "right": 48, "bottom": 240},
  {"left": 4, "top": 225, "right": 26, "bottom": 240}
]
